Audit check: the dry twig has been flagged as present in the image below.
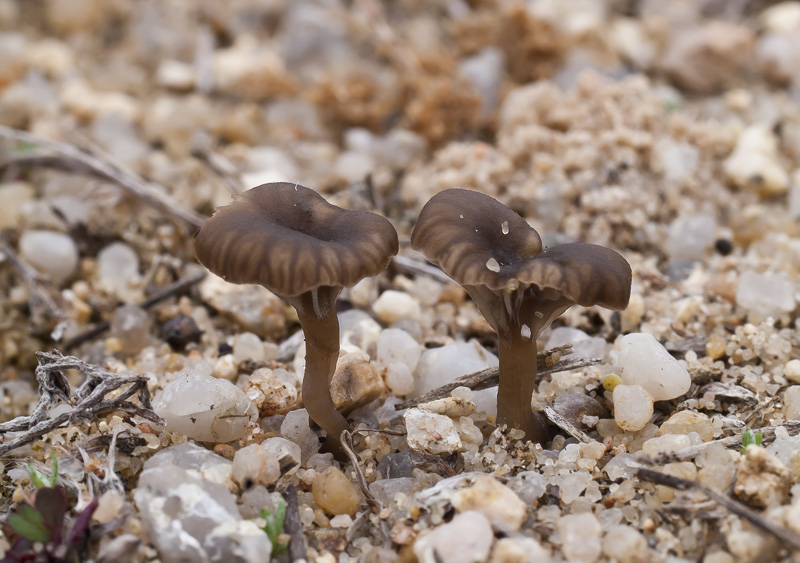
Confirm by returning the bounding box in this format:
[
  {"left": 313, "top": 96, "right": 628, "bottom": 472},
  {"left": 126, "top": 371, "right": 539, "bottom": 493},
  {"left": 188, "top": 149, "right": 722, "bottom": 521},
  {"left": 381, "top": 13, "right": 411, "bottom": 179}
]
[
  {"left": 191, "top": 132, "right": 246, "bottom": 196},
  {"left": 543, "top": 406, "right": 597, "bottom": 444},
  {"left": 280, "top": 484, "right": 308, "bottom": 563},
  {"left": 62, "top": 269, "right": 207, "bottom": 351},
  {"left": 637, "top": 467, "right": 800, "bottom": 551},
  {"left": 637, "top": 421, "right": 800, "bottom": 466},
  {"left": 0, "top": 125, "right": 206, "bottom": 230},
  {"left": 390, "top": 255, "right": 455, "bottom": 285},
  {"left": 0, "top": 350, "right": 163, "bottom": 457},
  {"left": 395, "top": 344, "right": 599, "bottom": 410}
]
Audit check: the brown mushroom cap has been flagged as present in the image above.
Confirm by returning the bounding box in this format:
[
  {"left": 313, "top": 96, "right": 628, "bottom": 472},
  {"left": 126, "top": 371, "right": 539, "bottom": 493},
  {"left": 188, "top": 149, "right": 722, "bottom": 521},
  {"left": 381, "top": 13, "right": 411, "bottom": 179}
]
[
  {"left": 412, "top": 189, "right": 631, "bottom": 325},
  {"left": 195, "top": 182, "right": 399, "bottom": 297}
]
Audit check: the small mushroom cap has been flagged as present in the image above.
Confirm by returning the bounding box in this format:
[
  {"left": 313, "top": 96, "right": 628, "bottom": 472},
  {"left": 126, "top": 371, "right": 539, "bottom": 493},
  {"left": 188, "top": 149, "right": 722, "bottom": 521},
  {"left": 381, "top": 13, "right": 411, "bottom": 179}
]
[
  {"left": 195, "top": 182, "right": 399, "bottom": 296},
  {"left": 411, "top": 188, "right": 631, "bottom": 310}
]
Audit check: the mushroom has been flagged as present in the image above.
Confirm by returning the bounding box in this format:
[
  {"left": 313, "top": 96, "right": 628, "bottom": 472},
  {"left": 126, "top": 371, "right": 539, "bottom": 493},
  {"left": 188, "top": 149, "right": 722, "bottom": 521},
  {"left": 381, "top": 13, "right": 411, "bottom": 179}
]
[
  {"left": 195, "top": 182, "right": 398, "bottom": 457},
  {"left": 411, "top": 189, "right": 631, "bottom": 443}
]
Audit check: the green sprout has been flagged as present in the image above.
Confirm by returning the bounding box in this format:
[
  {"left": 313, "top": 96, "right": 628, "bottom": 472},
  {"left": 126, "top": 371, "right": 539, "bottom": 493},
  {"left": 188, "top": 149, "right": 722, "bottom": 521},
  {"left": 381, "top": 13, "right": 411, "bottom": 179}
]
[
  {"left": 741, "top": 428, "right": 763, "bottom": 454},
  {"left": 256, "top": 497, "right": 288, "bottom": 557},
  {"left": 27, "top": 452, "right": 58, "bottom": 490}
]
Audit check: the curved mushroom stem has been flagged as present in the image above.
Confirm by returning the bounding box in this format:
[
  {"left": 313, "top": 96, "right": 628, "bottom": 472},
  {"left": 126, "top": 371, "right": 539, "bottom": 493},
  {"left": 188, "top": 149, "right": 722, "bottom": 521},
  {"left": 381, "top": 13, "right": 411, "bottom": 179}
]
[
  {"left": 290, "top": 288, "right": 350, "bottom": 460},
  {"left": 496, "top": 323, "right": 548, "bottom": 444}
]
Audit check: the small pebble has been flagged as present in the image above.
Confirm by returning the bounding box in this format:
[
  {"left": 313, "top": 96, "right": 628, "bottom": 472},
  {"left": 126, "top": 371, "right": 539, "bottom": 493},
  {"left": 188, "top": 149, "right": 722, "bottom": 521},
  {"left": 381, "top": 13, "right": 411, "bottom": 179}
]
[
  {"left": 404, "top": 408, "right": 463, "bottom": 454},
  {"left": 372, "top": 290, "right": 421, "bottom": 324},
  {"left": 312, "top": 467, "right": 360, "bottom": 516},
  {"left": 618, "top": 333, "right": 691, "bottom": 401},
  {"left": 413, "top": 511, "right": 493, "bottom": 563},
  {"left": 232, "top": 444, "right": 281, "bottom": 490},
  {"left": 451, "top": 475, "right": 526, "bottom": 533},
  {"left": 19, "top": 230, "right": 79, "bottom": 285},
  {"left": 613, "top": 384, "right": 653, "bottom": 431},
  {"left": 558, "top": 512, "right": 601, "bottom": 563},
  {"left": 602, "top": 525, "right": 649, "bottom": 563},
  {"left": 330, "top": 352, "right": 385, "bottom": 413}
]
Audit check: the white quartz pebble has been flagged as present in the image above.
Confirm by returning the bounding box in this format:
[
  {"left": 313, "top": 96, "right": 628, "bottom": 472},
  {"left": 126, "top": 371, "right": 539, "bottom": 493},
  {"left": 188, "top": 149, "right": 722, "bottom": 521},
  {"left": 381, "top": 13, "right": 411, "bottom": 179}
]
[
  {"left": 613, "top": 384, "right": 654, "bottom": 431},
  {"left": 372, "top": 290, "right": 420, "bottom": 324},
  {"left": 377, "top": 328, "right": 422, "bottom": 371},
  {"left": 618, "top": 333, "right": 691, "bottom": 401},
  {"left": 19, "top": 230, "right": 78, "bottom": 285},
  {"left": 558, "top": 513, "right": 602, "bottom": 563},
  {"left": 403, "top": 408, "right": 462, "bottom": 454}
]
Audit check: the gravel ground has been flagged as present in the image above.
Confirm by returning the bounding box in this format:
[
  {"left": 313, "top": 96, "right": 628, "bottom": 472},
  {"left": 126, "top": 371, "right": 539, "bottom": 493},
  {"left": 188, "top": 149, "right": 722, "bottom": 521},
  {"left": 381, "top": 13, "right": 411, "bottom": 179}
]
[{"left": 2, "top": 1, "right": 800, "bottom": 562}]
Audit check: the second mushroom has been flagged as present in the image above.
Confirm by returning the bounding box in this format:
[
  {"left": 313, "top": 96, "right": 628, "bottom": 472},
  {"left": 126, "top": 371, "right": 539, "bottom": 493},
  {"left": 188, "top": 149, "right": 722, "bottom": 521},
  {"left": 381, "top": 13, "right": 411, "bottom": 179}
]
[
  {"left": 195, "top": 182, "right": 398, "bottom": 458},
  {"left": 411, "top": 189, "right": 631, "bottom": 444}
]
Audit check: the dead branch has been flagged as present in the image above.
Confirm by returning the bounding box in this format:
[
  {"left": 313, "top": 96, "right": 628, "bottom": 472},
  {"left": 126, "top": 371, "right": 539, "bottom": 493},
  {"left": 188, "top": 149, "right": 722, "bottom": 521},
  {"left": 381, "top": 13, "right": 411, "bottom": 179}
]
[
  {"left": 395, "top": 344, "right": 599, "bottom": 410},
  {"left": 637, "top": 467, "right": 800, "bottom": 551},
  {"left": 543, "top": 406, "right": 597, "bottom": 445},
  {"left": 0, "top": 125, "right": 206, "bottom": 230},
  {"left": 341, "top": 429, "right": 391, "bottom": 547},
  {"left": 0, "top": 238, "right": 68, "bottom": 339},
  {"left": 280, "top": 484, "right": 308, "bottom": 563},
  {"left": 637, "top": 421, "right": 800, "bottom": 466},
  {"left": 62, "top": 268, "right": 207, "bottom": 351},
  {"left": 0, "top": 350, "right": 164, "bottom": 457},
  {"left": 191, "top": 132, "right": 246, "bottom": 195}
]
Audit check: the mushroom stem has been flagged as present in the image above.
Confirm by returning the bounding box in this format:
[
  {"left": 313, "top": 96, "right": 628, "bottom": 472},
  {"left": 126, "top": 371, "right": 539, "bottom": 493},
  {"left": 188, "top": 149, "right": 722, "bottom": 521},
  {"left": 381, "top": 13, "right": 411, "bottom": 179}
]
[
  {"left": 291, "top": 288, "right": 350, "bottom": 460},
  {"left": 496, "top": 323, "right": 548, "bottom": 444}
]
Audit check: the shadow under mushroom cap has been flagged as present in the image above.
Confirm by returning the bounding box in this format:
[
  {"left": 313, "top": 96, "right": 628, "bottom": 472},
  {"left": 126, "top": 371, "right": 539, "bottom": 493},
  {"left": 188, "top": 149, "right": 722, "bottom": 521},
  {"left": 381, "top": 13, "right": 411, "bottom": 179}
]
[
  {"left": 195, "top": 182, "right": 399, "bottom": 297},
  {"left": 411, "top": 189, "right": 631, "bottom": 310}
]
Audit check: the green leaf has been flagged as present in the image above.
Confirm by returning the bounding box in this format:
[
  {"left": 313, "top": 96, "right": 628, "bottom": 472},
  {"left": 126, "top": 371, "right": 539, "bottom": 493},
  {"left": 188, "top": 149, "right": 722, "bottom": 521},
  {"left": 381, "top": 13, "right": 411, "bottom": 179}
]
[
  {"left": 741, "top": 429, "right": 763, "bottom": 454},
  {"left": 28, "top": 460, "right": 49, "bottom": 490},
  {"left": 257, "top": 498, "right": 288, "bottom": 556},
  {"left": 9, "top": 505, "right": 52, "bottom": 543}
]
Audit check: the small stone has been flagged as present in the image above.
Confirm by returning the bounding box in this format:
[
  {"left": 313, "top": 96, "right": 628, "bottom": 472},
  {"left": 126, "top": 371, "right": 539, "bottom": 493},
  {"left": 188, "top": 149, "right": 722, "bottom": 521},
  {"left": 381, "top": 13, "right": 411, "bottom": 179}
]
[
  {"left": 154, "top": 370, "right": 258, "bottom": 443},
  {"left": 232, "top": 444, "right": 281, "bottom": 490},
  {"left": 0, "top": 182, "right": 34, "bottom": 229},
  {"left": 18, "top": 230, "right": 79, "bottom": 285},
  {"left": 213, "top": 355, "right": 237, "bottom": 381},
  {"left": 329, "top": 514, "right": 353, "bottom": 528},
  {"left": 280, "top": 409, "right": 320, "bottom": 462},
  {"left": 618, "top": 333, "right": 691, "bottom": 401},
  {"left": 404, "top": 408, "right": 463, "bottom": 454},
  {"left": 244, "top": 368, "right": 298, "bottom": 417},
  {"left": 338, "top": 309, "right": 382, "bottom": 355},
  {"left": 161, "top": 313, "right": 203, "bottom": 351},
  {"left": 97, "top": 242, "right": 140, "bottom": 299},
  {"left": 697, "top": 443, "right": 736, "bottom": 490},
  {"left": 261, "top": 437, "right": 302, "bottom": 476},
  {"left": 613, "top": 385, "right": 654, "bottom": 432},
  {"left": 553, "top": 393, "right": 608, "bottom": 428},
  {"left": 233, "top": 332, "right": 266, "bottom": 363},
  {"left": 372, "top": 290, "right": 421, "bottom": 324},
  {"left": 642, "top": 433, "right": 691, "bottom": 457},
  {"left": 383, "top": 362, "right": 415, "bottom": 396},
  {"left": 659, "top": 411, "right": 713, "bottom": 442},
  {"left": 785, "top": 360, "right": 800, "bottom": 383},
  {"left": 413, "top": 511, "right": 494, "bottom": 563},
  {"left": 156, "top": 59, "right": 195, "bottom": 91},
  {"left": 134, "top": 443, "right": 270, "bottom": 563},
  {"left": 110, "top": 304, "right": 152, "bottom": 356},
  {"left": 558, "top": 513, "right": 601, "bottom": 563},
  {"left": 761, "top": 2, "right": 800, "bottom": 33},
  {"left": 312, "top": 467, "right": 360, "bottom": 516},
  {"left": 784, "top": 386, "right": 800, "bottom": 419},
  {"left": 451, "top": 475, "right": 526, "bottom": 533},
  {"left": 490, "top": 536, "right": 550, "bottom": 563},
  {"left": 602, "top": 525, "right": 649, "bottom": 563},
  {"left": 92, "top": 490, "right": 124, "bottom": 524},
  {"left": 661, "top": 22, "right": 755, "bottom": 93},
  {"left": 736, "top": 270, "right": 796, "bottom": 317},
  {"left": 666, "top": 215, "right": 716, "bottom": 262},
  {"left": 557, "top": 471, "right": 591, "bottom": 504},
  {"left": 330, "top": 352, "right": 386, "bottom": 414},
  {"left": 657, "top": 461, "right": 697, "bottom": 502},
  {"left": 734, "top": 445, "right": 790, "bottom": 509},
  {"left": 418, "top": 395, "right": 477, "bottom": 418},
  {"left": 199, "top": 274, "right": 287, "bottom": 340},
  {"left": 723, "top": 125, "right": 789, "bottom": 196},
  {"left": 377, "top": 328, "right": 423, "bottom": 371}
]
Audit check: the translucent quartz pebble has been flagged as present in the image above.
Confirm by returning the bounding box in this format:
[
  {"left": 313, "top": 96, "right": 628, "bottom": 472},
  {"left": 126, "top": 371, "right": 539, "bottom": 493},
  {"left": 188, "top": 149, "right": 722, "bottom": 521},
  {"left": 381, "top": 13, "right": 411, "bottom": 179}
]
[
  {"left": 613, "top": 384, "right": 653, "bottom": 431},
  {"left": 110, "top": 304, "right": 152, "bottom": 356},
  {"left": 133, "top": 443, "right": 270, "bottom": 563},
  {"left": 618, "top": 333, "right": 691, "bottom": 401},
  {"left": 736, "top": 270, "right": 796, "bottom": 317},
  {"left": 154, "top": 370, "right": 257, "bottom": 442},
  {"left": 280, "top": 409, "right": 320, "bottom": 462},
  {"left": 404, "top": 408, "right": 463, "bottom": 454},
  {"left": 97, "top": 242, "right": 140, "bottom": 298}
]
